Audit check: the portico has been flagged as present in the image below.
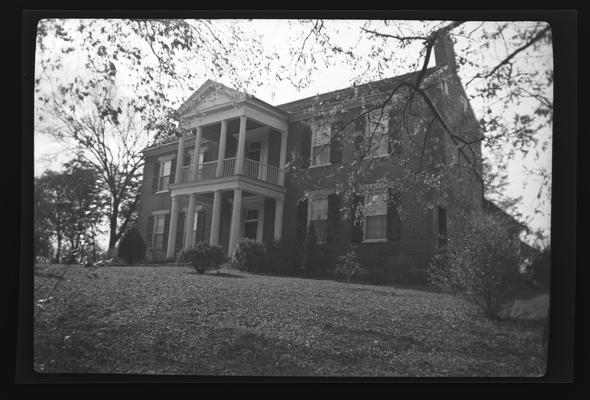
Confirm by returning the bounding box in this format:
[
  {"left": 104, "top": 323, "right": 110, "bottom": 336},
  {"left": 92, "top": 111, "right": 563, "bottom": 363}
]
[{"left": 164, "top": 80, "right": 289, "bottom": 258}]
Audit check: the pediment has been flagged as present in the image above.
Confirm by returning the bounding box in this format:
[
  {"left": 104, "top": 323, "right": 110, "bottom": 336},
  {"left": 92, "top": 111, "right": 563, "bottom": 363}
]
[{"left": 177, "top": 80, "right": 246, "bottom": 116}]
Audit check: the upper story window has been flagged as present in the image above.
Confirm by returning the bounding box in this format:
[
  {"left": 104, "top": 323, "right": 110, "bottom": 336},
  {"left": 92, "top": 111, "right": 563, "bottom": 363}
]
[
  {"left": 364, "top": 191, "right": 388, "bottom": 240},
  {"left": 365, "top": 111, "right": 390, "bottom": 158},
  {"left": 158, "top": 159, "right": 173, "bottom": 191},
  {"left": 311, "top": 122, "right": 331, "bottom": 167},
  {"left": 309, "top": 194, "right": 329, "bottom": 243}
]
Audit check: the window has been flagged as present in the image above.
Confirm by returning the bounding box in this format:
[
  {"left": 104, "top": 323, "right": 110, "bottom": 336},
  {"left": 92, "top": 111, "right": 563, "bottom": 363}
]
[
  {"left": 309, "top": 195, "right": 329, "bottom": 242},
  {"left": 244, "top": 209, "right": 259, "bottom": 240},
  {"left": 311, "top": 124, "right": 331, "bottom": 166},
  {"left": 158, "top": 160, "right": 172, "bottom": 191},
  {"left": 194, "top": 208, "right": 207, "bottom": 243},
  {"left": 366, "top": 112, "right": 389, "bottom": 157},
  {"left": 364, "top": 191, "right": 388, "bottom": 240},
  {"left": 152, "top": 215, "right": 166, "bottom": 249},
  {"left": 247, "top": 141, "right": 261, "bottom": 161}
]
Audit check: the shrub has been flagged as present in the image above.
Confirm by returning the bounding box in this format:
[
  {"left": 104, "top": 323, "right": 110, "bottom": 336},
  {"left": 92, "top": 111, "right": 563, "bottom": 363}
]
[
  {"left": 178, "top": 241, "right": 226, "bottom": 273},
  {"left": 427, "top": 213, "right": 522, "bottom": 319},
  {"left": 527, "top": 246, "right": 551, "bottom": 289},
  {"left": 301, "top": 225, "right": 337, "bottom": 277},
  {"left": 117, "top": 227, "right": 146, "bottom": 265},
  {"left": 264, "top": 240, "right": 303, "bottom": 276},
  {"left": 232, "top": 239, "right": 266, "bottom": 273},
  {"left": 335, "top": 248, "right": 361, "bottom": 283},
  {"left": 384, "top": 254, "right": 427, "bottom": 285},
  {"left": 356, "top": 268, "right": 389, "bottom": 285}
]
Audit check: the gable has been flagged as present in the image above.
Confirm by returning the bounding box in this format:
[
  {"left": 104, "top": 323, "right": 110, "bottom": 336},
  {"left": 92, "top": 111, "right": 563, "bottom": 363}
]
[{"left": 177, "top": 80, "right": 246, "bottom": 117}]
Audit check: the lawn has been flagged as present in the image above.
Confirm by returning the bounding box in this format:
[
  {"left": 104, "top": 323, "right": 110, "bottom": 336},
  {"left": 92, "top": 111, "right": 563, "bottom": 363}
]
[{"left": 33, "top": 264, "right": 547, "bottom": 377}]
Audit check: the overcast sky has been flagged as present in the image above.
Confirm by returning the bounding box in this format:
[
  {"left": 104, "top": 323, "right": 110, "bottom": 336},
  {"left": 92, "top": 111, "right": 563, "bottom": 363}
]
[{"left": 34, "top": 19, "right": 552, "bottom": 248}]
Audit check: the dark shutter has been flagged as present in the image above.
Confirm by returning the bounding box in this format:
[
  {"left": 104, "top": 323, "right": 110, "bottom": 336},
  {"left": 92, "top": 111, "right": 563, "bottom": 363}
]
[
  {"left": 146, "top": 216, "right": 154, "bottom": 248},
  {"left": 175, "top": 211, "right": 185, "bottom": 253},
  {"left": 300, "top": 126, "right": 312, "bottom": 169},
  {"left": 327, "top": 193, "right": 341, "bottom": 245},
  {"left": 387, "top": 189, "right": 401, "bottom": 240},
  {"left": 162, "top": 213, "right": 171, "bottom": 251},
  {"left": 351, "top": 193, "right": 364, "bottom": 243},
  {"left": 169, "top": 158, "right": 177, "bottom": 186},
  {"left": 152, "top": 161, "right": 160, "bottom": 193},
  {"left": 296, "top": 199, "right": 308, "bottom": 243},
  {"left": 388, "top": 111, "right": 402, "bottom": 154},
  {"left": 329, "top": 122, "right": 342, "bottom": 164},
  {"left": 354, "top": 117, "right": 366, "bottom": 159}
]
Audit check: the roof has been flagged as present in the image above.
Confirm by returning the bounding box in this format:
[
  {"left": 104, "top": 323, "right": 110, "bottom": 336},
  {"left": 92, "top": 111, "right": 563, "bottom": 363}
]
[
  {"left": 483, "top": 198, "right": 527, "bottom": 232},
  {"left": 276, "top": 67, "right": 441, "bottom": 115}
]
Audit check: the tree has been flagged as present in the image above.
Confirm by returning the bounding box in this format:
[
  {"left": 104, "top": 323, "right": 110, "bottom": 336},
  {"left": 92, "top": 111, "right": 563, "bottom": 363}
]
[
  {"left": 427, "top": 213, "right": 522, "bottom": 319},
  {"left": 280, "top": 20, "right": 552, "bottom": 243},
  {"left": 35, "top": 161, "right": 104, "bottom": 262}
]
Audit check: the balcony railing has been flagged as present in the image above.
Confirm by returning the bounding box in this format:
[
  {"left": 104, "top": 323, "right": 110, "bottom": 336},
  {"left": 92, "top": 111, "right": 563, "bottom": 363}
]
[{"left": 178, "top": 158, "right": 284, "bottom": 186}]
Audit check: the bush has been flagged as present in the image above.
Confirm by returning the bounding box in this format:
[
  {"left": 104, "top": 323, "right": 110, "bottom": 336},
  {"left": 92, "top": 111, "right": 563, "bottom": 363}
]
[
  {"left": 384, "top": 254, "right": 427, "bottom": 285},
  {"left": 232, "top": 239, "right": 266, "bottom": 273},
  {"left": 117, "top": 227, "right": 146, "bottom": 265},
  {"left": 427, "top": 213, "right": 522, "bottom": 320},
  {"left": 264, "top": 240, "right": 303, "bottom": 276},
  {"left": 356, "top": 268, "right": 389, "bottom": 285},
  {"left": 301, "top": 225, "right": 337, "bottom": 277},
  {"left": 335, "top": 248, "right": 361, "bottom": 283},
  {"left": 178, "top": 242, "right": 226, "bottom": 273},
  {"left": 527, "top": 246, "right": 551, "bottom": 289}
]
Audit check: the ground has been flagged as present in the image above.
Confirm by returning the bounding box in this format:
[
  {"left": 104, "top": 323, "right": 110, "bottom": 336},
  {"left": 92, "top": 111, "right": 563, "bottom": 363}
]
[{"left": 34, "top": 264, "right": 548, "bottom": 377}]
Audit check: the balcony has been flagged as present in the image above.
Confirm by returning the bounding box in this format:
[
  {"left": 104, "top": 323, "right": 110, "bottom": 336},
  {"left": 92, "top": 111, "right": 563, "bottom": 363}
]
[{"left": 179, "top": 157, "right": 284, "bottom": 186}]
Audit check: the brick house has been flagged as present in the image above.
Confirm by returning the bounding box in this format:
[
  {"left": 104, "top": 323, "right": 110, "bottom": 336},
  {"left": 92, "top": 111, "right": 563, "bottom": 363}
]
[{"left": 136, "top": 33, "right": 486, "bottom": 273}]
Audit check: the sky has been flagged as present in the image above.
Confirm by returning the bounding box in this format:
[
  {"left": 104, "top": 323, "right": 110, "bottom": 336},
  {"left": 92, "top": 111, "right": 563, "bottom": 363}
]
[{"left": 34, "top": 19, "right": 553, "bottom": 249}]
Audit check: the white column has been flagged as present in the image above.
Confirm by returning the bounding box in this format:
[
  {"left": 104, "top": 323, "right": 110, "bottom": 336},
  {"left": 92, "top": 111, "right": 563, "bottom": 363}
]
[
  {"left": 175, "top": 135, "right": 185, "bottom": 184},
  {"left": 184, "top": 194, "right": 196, "bottom": 249},
  {"left": 260, "top": 135, "right": 269, "bottom": 181},
  {"left": 209, "top": 190, "right": 222, "bottom": 246},
  {"left": 228, "top": 188, "right": 243, "bottom": 257},
  {"left": 191, "top": 127, "right": 202, "bottom": 181},
  {"left": 279, "top": 130, "right": 287, "bottom": 185},
  {"left": 166, "top": 195, "right": 179, "bottom": 258},
  {"left": 235, "top": 116, "right": 247, "bottom": 175},
  {"left": 274, "top": 198, "right": 284, "bottom": 240},
  {"left": 216, "top": 120, "right": 228, "bottom": 177}
]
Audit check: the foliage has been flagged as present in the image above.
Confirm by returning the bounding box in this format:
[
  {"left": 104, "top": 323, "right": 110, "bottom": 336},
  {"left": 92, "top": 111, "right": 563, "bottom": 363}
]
[
  {"left": 35, "top": 161, "right": 104, "bottom": 263},
  {"left": 232, "top": 239, "right": 266, "bottom": 273},
  {"left": 527, "top": 246, "right": 551, "bottom": 290},
  {"left": 427, "top": 213, "right": 522, "bottom": 319},
  {"left": 301, "top": 224, "right": 336, "bottom": 278},
  {"left": 117, "top": 227, "right": 146, "bottom": 265},
  {"left": 178, "top": 242, "right": 226, "bottom": 274},
  {"left": 264, "top": 240, "right": 303, "bottom": 276},
  {"left": 384, "top": 254, "right": 427, "bottom": 285},
  {"left": 335, "top": 248, "right": 361, "bottom": 283}
]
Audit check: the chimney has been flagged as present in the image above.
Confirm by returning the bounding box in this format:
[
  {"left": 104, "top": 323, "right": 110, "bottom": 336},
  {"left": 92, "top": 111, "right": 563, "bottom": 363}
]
[{"left": 433, "top": 31, "right": 457, "bottom": 73}]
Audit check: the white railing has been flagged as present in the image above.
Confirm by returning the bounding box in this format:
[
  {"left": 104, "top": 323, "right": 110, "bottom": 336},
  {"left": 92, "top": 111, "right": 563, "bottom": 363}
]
[
  {"left": 200, "top": 161, "right": 217, "bottom": 180},
  {"left": 177, "top": 158, "right": 284, "bottom": 186},
  {"left": 243, "top": 158, "right": 260, "bottom": 179},
  {"left": 222, "top": 158, "right": 236, "bottom": 177}
]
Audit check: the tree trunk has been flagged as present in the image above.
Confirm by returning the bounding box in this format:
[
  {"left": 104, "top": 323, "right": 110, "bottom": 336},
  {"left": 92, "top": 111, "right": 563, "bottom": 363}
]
[{"left": 108, "top": 199, "right": 120, "bottom": 251}]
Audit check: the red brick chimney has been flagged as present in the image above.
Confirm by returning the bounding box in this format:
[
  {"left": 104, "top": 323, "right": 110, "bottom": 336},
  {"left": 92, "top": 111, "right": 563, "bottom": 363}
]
[{"left": 433, "top": 31, "right": 457, "bottom": 73}]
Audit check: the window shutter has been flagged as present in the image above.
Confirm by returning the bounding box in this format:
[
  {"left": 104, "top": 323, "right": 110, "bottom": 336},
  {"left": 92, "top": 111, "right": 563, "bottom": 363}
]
[
  {"left": 162, "top": 213, "right": 171, "bottom": 251},
  {"left": 351, "top": 193, "right": 364, "bottom": 243},
  {"left": 327, "top": 193, "right": 340, "bottom": 245},
  {"left": 152, "top": 161, "right": 160, "bottom": 193},
  {"left": 387, "top": 189, "right": 401, "bottom": 240},
  {"left": 169, "top": 158, "right": 177, "bottom": 186},
  {"left": 354, "top": 117, "right": 366, "bottom": 159},
  {"left": 296, "top": 199, "right": 309, "bottom": 243},
  {"left": 146, "top": 216, "right": 154, "bottom": 247},
  {"left": 300, "top": 126, "right": 312, "bottom": 169},
  {"left": 196, "top": 209, "right": 206, "bottom": 243},
  {"left": 175, "top": 211, "right": 185, "bottom": 253},
  {"left": 329, "top": 122, "right": 342, "bottom": 164},
  {"left": 388, "top": 111, "right": 402, "bottom": 155}
]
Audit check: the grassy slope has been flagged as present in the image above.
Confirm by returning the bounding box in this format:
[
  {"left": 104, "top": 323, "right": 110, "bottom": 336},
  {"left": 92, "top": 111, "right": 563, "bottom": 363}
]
[{"left": 34, "top": 264, "right": 547, "bottom": 376}]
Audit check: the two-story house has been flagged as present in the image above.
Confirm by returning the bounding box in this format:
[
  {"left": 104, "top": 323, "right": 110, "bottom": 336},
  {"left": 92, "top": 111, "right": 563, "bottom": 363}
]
[{"left": 137, "top": 32, "right": 485, "bottom": 273}]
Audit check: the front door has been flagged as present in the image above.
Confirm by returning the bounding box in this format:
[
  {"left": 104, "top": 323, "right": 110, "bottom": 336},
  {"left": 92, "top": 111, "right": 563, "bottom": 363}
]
[{"left": 245, "top": 141, "right": 261, "bottom": 179}]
